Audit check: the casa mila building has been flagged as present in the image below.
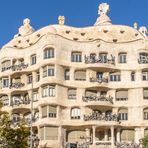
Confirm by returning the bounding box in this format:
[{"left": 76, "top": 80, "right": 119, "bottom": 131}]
[{"left": 0, "top": 2, "right": 148, "bottom": 148}]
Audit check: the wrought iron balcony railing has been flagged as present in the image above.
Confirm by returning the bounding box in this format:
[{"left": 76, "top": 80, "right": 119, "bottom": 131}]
[
  {"left": 11, "top": 99, "right": 30, "bottom": 106},
  {"left": 84, "top": 112, "right": 119, "bottom": 122},
  {"left": 1, "top": 63, "right": 28, "bottom": 72},
  {"left": 116, "top": 142, "right": 140, "bottom": 148},
  {"left": 9, "top": 82, "right": 25, "bottom": 89},
  {"left": 138, "top": 56, "right": 148, "bottom": 64},
  {"left": 90, "top": 77, "right": 108, "bottom": 83},
  {"left": 82, "top": 95, "right": 113, "bottom": 103},
  {"left": 84, "top": 55, "right": 115, "bottom": 65}
]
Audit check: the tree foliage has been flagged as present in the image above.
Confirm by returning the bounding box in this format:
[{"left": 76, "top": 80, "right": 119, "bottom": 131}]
[
  {"left": 0, "top": 107, "right": 30, "bottom": 148},
  {"left": 141, "top": 135, "right": 148, "bottom": 148}
]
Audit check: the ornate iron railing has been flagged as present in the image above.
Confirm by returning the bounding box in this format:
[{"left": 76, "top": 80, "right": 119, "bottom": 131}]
[
  {"left": 138, "top": 56, "right": 148, "bottom": 64},
  {"left": 84, "top": 55, "right": 115, "bottom": 65},
  {"left": 90, "top": 77, "right": 108, "bottom": 83},
  {"left": 9, "top": 82, "right": 25, "bottom": 89},
  {"left": 1, "top": 63, "right": 28, "bottom": 72},
  {"left": 82, "top": 95, "right": 113, "bottom": 103},
  {"left": 84, "top": 112, "right": 119, "bottom": 122},
  {"left": 116, "top": 142, "right": 140, "bottom": 148}
]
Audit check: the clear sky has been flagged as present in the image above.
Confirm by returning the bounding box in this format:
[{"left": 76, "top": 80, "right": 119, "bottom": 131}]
[{"left": 0, "top": 0, "right": 148, "bottom": 47}]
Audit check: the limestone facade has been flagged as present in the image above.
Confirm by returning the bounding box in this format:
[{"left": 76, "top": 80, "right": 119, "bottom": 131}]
[{"left": 0, "top": 3, "right": 148, "bottom": 148}]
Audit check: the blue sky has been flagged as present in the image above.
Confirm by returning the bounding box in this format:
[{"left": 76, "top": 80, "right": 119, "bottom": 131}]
[{"left": 0, "top": 0, "right": 148, "bottom": 47}]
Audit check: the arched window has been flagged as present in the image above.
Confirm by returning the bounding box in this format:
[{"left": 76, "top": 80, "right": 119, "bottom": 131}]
[
  {"left": 71, "top": 108, "right": 81, "bottom": 119},
  {"left": 116, "top": 90, "right": 128, "bottom": 101},
  {"left": 118, "top": 108, "right": 128, "bottom": 120},
  {"left": 143, "top": 108, "right": 148, "bottom": 120},
  {"left": 74, "top": 70, "right": 86, "bottom": 81},
  {"left": 43, "top": 47, "right": 54, "bottom": 59}
]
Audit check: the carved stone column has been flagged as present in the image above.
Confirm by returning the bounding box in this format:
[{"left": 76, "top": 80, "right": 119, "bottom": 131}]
[
  {"left": 111, "top": 126, "right": 115, "bottom": 146},
  {"left": 104, "top": 129, "right": 108, "bottom": 141},
  {"left": 92, "top": 126, "right": 96, "bottom": 145},
  {"left": 116, "top": 128, "right": 121, "bottom": 143}
]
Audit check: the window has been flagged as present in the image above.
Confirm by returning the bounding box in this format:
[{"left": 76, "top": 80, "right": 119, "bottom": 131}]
[
  {"left": 40, "top": 126, "right": 58, "bottom": 140},
  {"left": 144, "top": 89, "right": 148, "bottom": 99},
  {"left": 142, "top": 71, "right": 148, "bottom": 81},
  {"left": 118, "top": 108, "right": 128, "bottom": 120},
  {"left": 36, "top": 71, "right": 40, "bottom": 82},
  {"left": 74, "top": 70, "right": 86, "bottom": 81},
  {"left": 131, "top": 72, "right": 135, "bottom": 81},
  {"left": 121, "top": 129, "right": 134, "bottom": 142},
  {"left": 43, "top": 65, "right": 54, "bottom": 78},
  {"left": 116, "top": 90, "right": 128, "bottom": 101},
  {"left": 96, "top": 72, "right": 103, "bottom": 80},
  {"left": 27, "top": 74, "right": 32, "bottom": 84},
  {"left": 31, "top": 54, "right": 36, "bottom": 65},
  {"left": 99, "top": 53, "right": 107, "bottom": 63},
  {"left": 12, "top": 114, "right": 20, "bottom": 123},
  {"left": 71, "top": 52, "right": 82, "bottom": 62},
  {"left": 42, "top": 85, "right": 55, "bottom": 97},
  {"left": 119, "top": 53, "right": 127, "bottom": 63},
  {"left": 42, "top": 106, "right": 48, "bottom": 118},
  {"left": 48, "top": 106, "right": 57, "bottom": 118},
  {"left": 68, "top": 89, "right": 76, "bottom": 99},
  {"left": 67, "top": 130, "right": 86, "bottom": 143},
  {"left": 44, "top": 48, "right": 54, "bottom": 59},
  {"left": 2, "top": 78, "right": 9, "bottom": 88},
  {"left": 110, "top": 72, "right": 121, "bottom": 81},
  {"left": 71, "top": 108, "right": 80, "bottom": 119},
  {"left": 33, "top": 91, "right": 39, "bottom": 102},
  {"left": 1, "top": 60, "right": 11, "bottom": 72},
  {"left": 65, "top": 69, "right": 70, "bottom": 80},
  {"left": 85, "top": 90, "right": 97, "bottom": 97},
  {"left": 144, "top": 108, "right": 148, "bottom": 120},
  {"left": 48, "top": 66, "right": 54, "bottom": 76},
  {"left": 138, "top": 52, "right": 148, "bottom": 64},
  {"left": 41, "top": 105, "right": 57, "bottom": 118}
]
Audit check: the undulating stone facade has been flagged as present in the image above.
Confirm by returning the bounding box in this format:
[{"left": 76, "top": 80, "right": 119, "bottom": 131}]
[{"left": 0, "top": 3, "right": 148, "bottom": 148}]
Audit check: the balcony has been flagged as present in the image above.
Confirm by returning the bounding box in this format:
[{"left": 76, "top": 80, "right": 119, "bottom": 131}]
[
  {"left": 82, "top": 95, "right": 113, "bottom": 104},
  {"left": 9, "top": 82, "right": 25, "bottom": 89},
  {"left": 84, "top": 112, "right": 119, "bottom": 122},
  {"left": 84, "top": 55, "right": 115, "bottom": 65},
  {"left": 11, "top": 98, "right": 30, "bottom": 106},
  {"left": 90, "top": 77, "right": 108, "bottom": 83},
  {"left": 1, "top": 63, "right": 28, "bottom": 72}
]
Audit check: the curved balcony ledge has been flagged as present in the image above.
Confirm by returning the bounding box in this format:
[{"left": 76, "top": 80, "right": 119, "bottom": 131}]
[
  {"left": 61, "top": 119, "right": 120, "bottom": 126},
  {"left": 37, "top": 118, "right": 61, "bottom": 126},
  {"left": 36, "top": 97, "right": 65, "bottom": 107}
]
